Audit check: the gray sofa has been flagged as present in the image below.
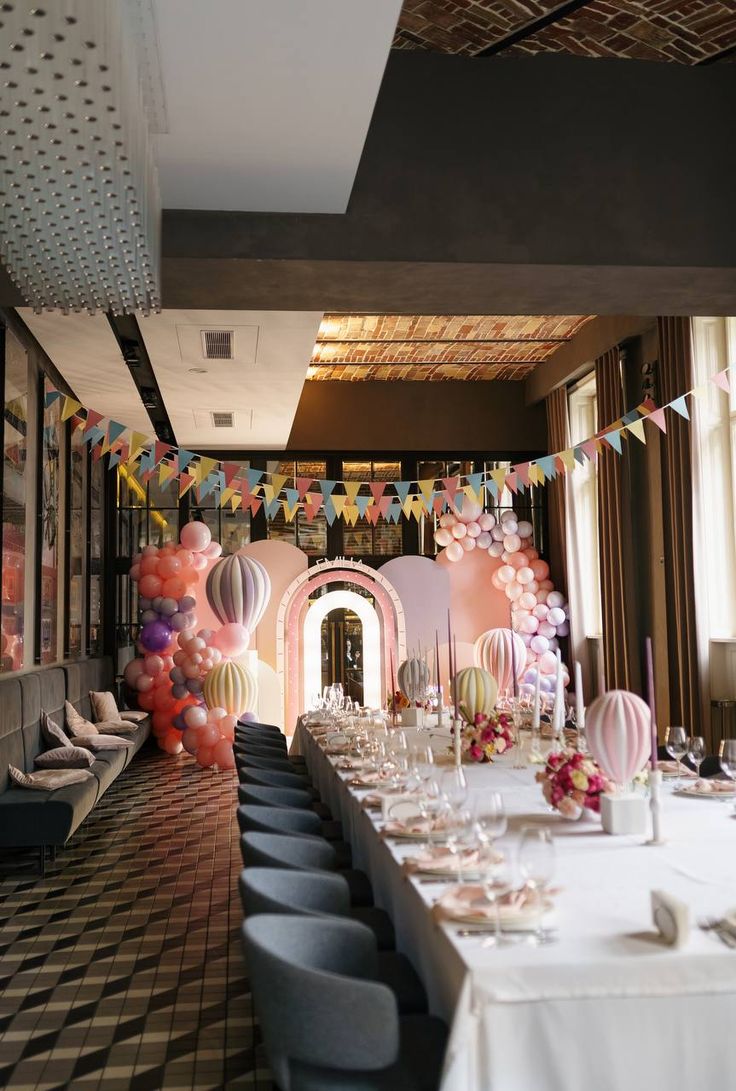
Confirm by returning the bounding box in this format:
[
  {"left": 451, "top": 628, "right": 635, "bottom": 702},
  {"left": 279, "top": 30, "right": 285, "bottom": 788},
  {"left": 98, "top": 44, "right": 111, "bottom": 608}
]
[{"left": 0, "top": 657, "right": 150, "bottom": 871}]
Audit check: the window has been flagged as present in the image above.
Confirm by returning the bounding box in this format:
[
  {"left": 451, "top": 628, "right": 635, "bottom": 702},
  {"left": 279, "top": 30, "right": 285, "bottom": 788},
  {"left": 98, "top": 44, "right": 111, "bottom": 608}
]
[
  {"left": 568, "top": 374, "right": 602, "bottom": 638},
  {"left": 692, "top": 317, "right": 736, "bottom": 639},
  {"left": 40, "top": 378, "right": 63, "bottom": 663},
  {"left": 342, "top": 461, "right": 402, "bottom": 557},
  {"left": 1, "top": 331, "right": 29, "bottom": 672},
  {"left": 68, "top": 419, "right": 86, "bottom": 657},
  {"left": 265, "top": 460, "right": 326, "bottom": 555},
  {"left": 88, "top": 454, "right": 103, "bottom": 654}
]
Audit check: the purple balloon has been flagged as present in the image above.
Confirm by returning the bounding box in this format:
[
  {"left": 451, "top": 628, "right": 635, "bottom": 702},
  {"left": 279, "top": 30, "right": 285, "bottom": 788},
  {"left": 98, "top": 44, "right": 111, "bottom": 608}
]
[
  {"left": 172, "top": 713, "right": 187, "bottom": 731},
  {"left": 179, "top": 595, "right": 196, "bottom": 613},
  {"left": 186, "top": 678, "right": 202, "bottom": 695},
  {"left": 159, "top": 597, "right": 178, "bottom": 617},
  {"left": 169, "top": 667, "right": 185, "bottom": 685},
  {"left": 170, "top": 612, "right": 190, "bottom": 632},
  {"left": 171, "top": 683, "right": 188, "bottom": 700},
  {"left": 140, "top": 609, "right": 158, "bottom": 625},
  {"left": 139, "top": 597, "right": 152, "bottom": 611},
  {"left": 139, "top": 620, "right": 173, "bottom": 653},
  {"left": 239, "top": 711, "right": 257, "bottom": 723},
  {"left": 152, "top": 596, "right": 163, "bottom": 611}
]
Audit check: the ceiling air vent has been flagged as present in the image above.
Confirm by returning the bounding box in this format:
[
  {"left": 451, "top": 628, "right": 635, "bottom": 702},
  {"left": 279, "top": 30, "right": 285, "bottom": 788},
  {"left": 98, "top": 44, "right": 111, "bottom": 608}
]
[
  {"left": 211, "top": 411, "right": 235, "bottom": 429},
  {"left": 201, "top": 329, "right": 235, "bottom": 360}
]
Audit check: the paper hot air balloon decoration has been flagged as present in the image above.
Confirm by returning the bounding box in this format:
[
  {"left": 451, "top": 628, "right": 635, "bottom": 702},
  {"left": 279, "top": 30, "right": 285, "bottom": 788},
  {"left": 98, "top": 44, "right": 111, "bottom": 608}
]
[
  {"left": 585, "top": 690, "right": 651, "bottom": 786},
  {"left": 474, "top": 628, "right": 526, "bottom": 695},
  {"left": 203, "top": 660, "right": 257, "bottom": 718},
  {"left": 452, "top": 667, "right": 498, "bottom": 722},
  {"left": 397, "top": 658, "right": 430, "bottom": 704},
  {"left": 206, "top": 553, "right": 271, "bottom": 635}
]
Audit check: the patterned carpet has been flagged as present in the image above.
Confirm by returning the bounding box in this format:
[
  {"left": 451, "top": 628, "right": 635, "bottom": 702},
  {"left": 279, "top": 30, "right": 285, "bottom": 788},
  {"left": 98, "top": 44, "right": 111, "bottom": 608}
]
[{"left": 0, "top": 746, "right": 272, "bottom": 1090}]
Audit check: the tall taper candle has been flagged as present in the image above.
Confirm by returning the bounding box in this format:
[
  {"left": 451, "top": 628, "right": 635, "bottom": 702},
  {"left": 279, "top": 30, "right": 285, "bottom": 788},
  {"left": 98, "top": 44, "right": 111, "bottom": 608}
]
[
  {"left": 574, "top": 661, "right": 585, "bottom": 730},
  {"left": 390, "top": 647, "right": 397, "bottom": 726},
  {"left": 552, "top": 650, "right": 563, "bottom": 733},
  {"left": 646, "top": 637, "right": 657, "bottom": 771},
  {"left": 509, "top": 607, "right": 518, "bottom": 698},
  {"left": 435, "top": 630, "right": 440, "bottom": 690},
  {"left": 453, "top": 634, "right": 459, "bottom": 717},
  {"left": 532, "top": 670, "right": 541, "bottom": 731}
]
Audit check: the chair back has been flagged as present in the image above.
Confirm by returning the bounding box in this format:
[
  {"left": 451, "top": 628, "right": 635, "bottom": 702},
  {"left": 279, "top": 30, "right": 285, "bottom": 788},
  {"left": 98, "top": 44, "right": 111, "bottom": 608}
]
[
  {"left": 238, "top": 784, "right": 313, "bottom": 810},
  {"left": 236, "top": 753, "right": 301, "bottom": 773},
  {"left": 239, "top": 866, "right": 350, "bottom": 919},
  {"left": 240, "top": 830, "right": 336, "bottom": 872},
  {"left": 242, "top": 915, "right": 397, "bottom": 1088},
  {"left": 236, "top": 804, "right": 321, "bottom": 838},
  {"left": 240, "top": 768, "right": 316, "bottom": 793}
]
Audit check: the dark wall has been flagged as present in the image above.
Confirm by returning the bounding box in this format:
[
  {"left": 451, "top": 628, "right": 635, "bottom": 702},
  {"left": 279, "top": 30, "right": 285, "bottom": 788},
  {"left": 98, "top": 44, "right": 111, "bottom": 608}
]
[{"left": 287, "top": 380, "right": 547, "bottom": 452}]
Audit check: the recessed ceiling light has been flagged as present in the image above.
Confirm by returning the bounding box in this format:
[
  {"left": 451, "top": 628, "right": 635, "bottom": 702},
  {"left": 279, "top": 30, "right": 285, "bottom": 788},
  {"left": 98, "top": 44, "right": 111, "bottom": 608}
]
[{"left": 188, "top": 367, "right": 208, "bottom": 374}]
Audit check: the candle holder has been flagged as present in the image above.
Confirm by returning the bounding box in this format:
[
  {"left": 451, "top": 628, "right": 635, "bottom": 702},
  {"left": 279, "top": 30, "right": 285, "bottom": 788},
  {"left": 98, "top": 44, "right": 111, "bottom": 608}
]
[{"left": 646, "top": 769, "right": 666, "bottom": 846}]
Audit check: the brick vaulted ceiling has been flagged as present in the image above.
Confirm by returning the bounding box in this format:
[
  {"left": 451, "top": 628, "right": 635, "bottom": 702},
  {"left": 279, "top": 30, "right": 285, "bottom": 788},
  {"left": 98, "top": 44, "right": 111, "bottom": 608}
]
[
  {"left": 394, "top": 2, "right": 736, "bottom": 64},
  {"left": 308, "top": 314, "right": 593, "bottom": 381}
]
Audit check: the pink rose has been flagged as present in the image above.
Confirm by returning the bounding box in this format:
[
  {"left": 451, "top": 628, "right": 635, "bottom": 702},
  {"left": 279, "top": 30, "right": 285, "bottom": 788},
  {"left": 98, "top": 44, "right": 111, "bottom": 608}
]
[{"left": 557, "top": 796, "right": 579, "bottom": 817}]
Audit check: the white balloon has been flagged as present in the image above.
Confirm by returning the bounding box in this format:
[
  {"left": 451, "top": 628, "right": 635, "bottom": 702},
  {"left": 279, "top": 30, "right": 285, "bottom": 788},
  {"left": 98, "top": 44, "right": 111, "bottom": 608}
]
[
  {"left": 530, "top": 635, "right": 549, "bottom": 655},
  {"left": 488, "top": 541, "right": 504, "bottom": 557},
  {"left": 500, "top": 510, "right": 516, "bottom": 525},
  {"left": 503, "top": 534, "right": 521, "bottom": 553},
  {"left": 445, "top": 541, "right": 463, "bottom": 562},
  {"left": 538, "top": 621, "right": 556, "bottom": 639},
  {"left": 556, "top": 621, "right": 570, "bottom": 637},
  {"left": 548, "top": 606, "right": 566, "bottom": 626},
  {"left": 465, "top": 521, "right": 481, "bottom": 538},
  {"left": 547, "top": 591, "right": 565, "bottom": 608},
  {"left": 506, "top": 582, "right": 523, "bottom": 600},
  {"left": 461, "top": 536, "right": 476, "bottom": 551},
  {"left": 527, "top": 579, "right": 539, "bottom": 593},
  {"left": 519, "top": 591, "right": 537, "bottom": 610},
  {"left": 478, "top": 513, "right": 496, "bottom": 531},
  {"left": 516, "top": 566, "right": 534, "bottom": 585},
  {"left": 502, "top": 518, "right": 518, "bottom": 534},
  {"left": 491, "top": 526, "right": 505, "bottom": 542},
  {"left": 434, "top": 528, "right": 452, "bottom": 547},
  {"left": 517, "top": 520, "right": 533, "bottom": 538},
  {"left": 532, "top": 603, "right": 549, "bottom": 620},
  {"left": 476, "top": 531, "right": 492, "bottom": 549},
  {"left": 451, "top": 522, "right": 467, "bottom": 539},
  {"left": 497, "top": 565, "right": 515, "bottom": 584}
]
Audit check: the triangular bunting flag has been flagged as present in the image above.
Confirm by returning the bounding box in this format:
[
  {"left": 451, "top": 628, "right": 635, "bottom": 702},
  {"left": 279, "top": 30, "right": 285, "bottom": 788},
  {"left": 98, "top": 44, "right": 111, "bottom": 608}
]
[
  {"left": 417, "top": 478, "right": 435, "bottom": 503},
  {"left": 270, "top": 473, "right": 288, "bottom": 496},
  {"left": 603, "top": 430, "right": 623, "bottom": 454},
  {"left": 505, "top": 471, "right": 518, "bottom": 494},
  {"left": 344, "top": 481, "right": 362, "bottom": 506},
  {"left": 323, "top": 497, "right": 337, "bottom": 525},
  {"left": 559, "top": 448, "right": 577, "bottom": 472},
  {"left": 670, "top": 395, "right": 690, "bottom": 420},
  {"left": 536, "top": 455, "right": 557, "bottom": 481},
  {"left": 61, "top": 396, "right": 83, "bottom": 422},
  {"left": 295, "top": 477, "right": 313, "bottom": 500},
  {"left": 647, "top": 407, "right": 667, "bottom": 433},
  {"left": 712, "top": 370, "right": 731, "bottom": 394},
  {"left": 356, "top": 495, "right": 372, "bottom": 518},
  {"left": 627, "top": 419, "right": 646, "bottom": 444},
  {"left": 153, "top": 441, "right": 173, "bottom": 468},
  {"left": 223, "top": 461, "right": 240, "bottom": 486},
  {"left": 490, "top": 468, "right": 507, "bottom": 494},
  {"left": 108, "top": 421, "right": 127, "bottom": 447},
  {"left": 369, "top": 482, "right": 386, "bottom": 503},
  {"left": 465, "top": 472, "right": 484, "bottom": 502},
  {"left": 320, "top": 480, "right": 337, "bottom": 501},
  {"left": 386, "top": 499, "right": 402, "bottom": 524},
  {"left": 246, "top": 468, "right": 264, "bottom": 491},
  {"left": 44, "top": 388, "right": 61, "bottom": 409},
  {"left": 394, "top": 481, "right": 412, "bottom": 505},
  {"left": 178, "top": 448, "right": 196, "bottom": 473},
  {"left": 179, "top": 473, "right": 196, "bottom": 498},
  {"left": 515, "top": 463, "right": 530, "bottom": 488},
  {"left": 344, "top": 505, "right": 360, "bottom": 526},
  {"left": 264, "top": 497, "right": 282, "bottom": 519},
  {"left": 332, "top": 495, "right": 347, "bottom": 519}
]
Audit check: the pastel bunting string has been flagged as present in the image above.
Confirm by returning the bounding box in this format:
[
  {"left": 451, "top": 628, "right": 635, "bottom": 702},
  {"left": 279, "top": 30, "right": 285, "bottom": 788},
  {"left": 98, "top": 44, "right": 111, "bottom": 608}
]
[{"left": 46, "top": 362, "right": 735, "bottom": 524}]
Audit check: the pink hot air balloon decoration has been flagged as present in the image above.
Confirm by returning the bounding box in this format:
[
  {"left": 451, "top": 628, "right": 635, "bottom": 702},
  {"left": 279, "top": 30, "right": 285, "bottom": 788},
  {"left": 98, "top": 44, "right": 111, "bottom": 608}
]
[
  {"left": 206, "top": 553, "right": 271, "bottom": 633},
  {"left": 473, "top": 628, "right": 526, "bottom": 695},
  {"left": 585, "top": 690, "right": 651, "bottom": 786}
]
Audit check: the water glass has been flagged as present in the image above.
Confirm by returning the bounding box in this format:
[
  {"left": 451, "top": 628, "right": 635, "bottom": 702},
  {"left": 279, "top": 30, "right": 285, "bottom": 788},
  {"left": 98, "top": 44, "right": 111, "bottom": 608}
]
[
  {"left": 481, "top": 855, "right": 515, "bottom": 948},
  {"left": 687, "top": 735, "right": 706, "bottom": 780},
  {"left": 474, "top": 791, "right": 507, "bottom": 845},
  {"left": 518, "top": 825, "right": 555, "bottom": 945},
  {"left": 719, "top": 739, "right": 736, "bottom": 787},
  {"left": 665, "top": 726, "right": 688, "bottom": 786}
]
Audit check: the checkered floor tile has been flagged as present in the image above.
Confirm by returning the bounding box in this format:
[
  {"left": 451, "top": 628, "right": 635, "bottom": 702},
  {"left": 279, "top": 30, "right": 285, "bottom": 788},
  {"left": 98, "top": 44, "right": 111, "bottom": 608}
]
[{"left": 0, "top": 747, "right": 272, "bottom": 1090}]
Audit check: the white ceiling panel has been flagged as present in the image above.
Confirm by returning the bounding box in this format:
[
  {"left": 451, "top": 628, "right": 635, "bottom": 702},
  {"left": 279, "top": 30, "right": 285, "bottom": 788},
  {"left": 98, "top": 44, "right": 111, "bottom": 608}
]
[
  {"left": 17, "top": 311, "right": 152, "bottom": 433},
  {"left": 151, "top": 0, "right": 402, "bottom": 213},
  {"left": 138, "top": 308, "right": 323, "bottom": 449}
]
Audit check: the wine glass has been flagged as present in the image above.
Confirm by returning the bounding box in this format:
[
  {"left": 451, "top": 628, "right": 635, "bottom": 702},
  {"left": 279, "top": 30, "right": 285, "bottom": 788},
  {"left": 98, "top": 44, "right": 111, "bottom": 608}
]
[
  {"left": 408, "top": 744, "right": 434, "bottom": 789},
  {"left": 444, "top": 807, "right": 474, "bottom": 881},
  {"left": 417, "top": 777, "right": 444, "bottom": 850},
  {"left": 474, "top": 791, "right": 507, "bottom": 846},
  {"left": 439, "top": 765, "right": 468, "bottom": 809},
  {"left": 719, "top": 739, "right": 736, "bottom": 799},
  {"left": 481, "top": 854, "right": 515, "bottom": 948},
  {"left": 666, "top": 726, "right": 688, "bottom": 787},
  {"left": 687, "top": 735, "right": 706, "bottom": 781},
  {"left": 518, "top": 826, "right": 555, "bottom": 946}
]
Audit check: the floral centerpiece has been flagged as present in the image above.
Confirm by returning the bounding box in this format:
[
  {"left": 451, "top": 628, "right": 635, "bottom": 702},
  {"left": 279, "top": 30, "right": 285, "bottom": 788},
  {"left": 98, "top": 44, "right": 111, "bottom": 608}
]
[
  {"left": 536, "top": 749, "right": 611, "bottom": 818},
  {"left": 387, "top": 690, "right": 409, "bottom": 715},
  {"left": 451, "top": 709, "right": 515, "bottom": 763}
]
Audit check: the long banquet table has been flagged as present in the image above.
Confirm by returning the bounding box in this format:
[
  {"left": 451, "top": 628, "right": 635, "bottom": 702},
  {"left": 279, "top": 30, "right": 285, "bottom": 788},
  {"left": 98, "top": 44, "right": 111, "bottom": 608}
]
[{"left": 291, "top": 717, "right": 736, "bottom": 1091}]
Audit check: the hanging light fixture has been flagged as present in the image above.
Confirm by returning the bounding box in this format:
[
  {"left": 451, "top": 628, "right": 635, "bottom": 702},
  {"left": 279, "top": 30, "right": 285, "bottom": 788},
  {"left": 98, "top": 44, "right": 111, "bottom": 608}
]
[{"left": 0, "top": 1, "right": 161, "bottom": 315}]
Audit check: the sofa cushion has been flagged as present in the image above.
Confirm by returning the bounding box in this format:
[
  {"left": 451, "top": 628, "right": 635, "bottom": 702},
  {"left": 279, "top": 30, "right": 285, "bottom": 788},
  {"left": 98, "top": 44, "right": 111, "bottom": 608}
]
[
  {"left": 0, "top": 774, "right": 100, "bottom": 846},
  {"left": 119, "top": 710, "right": 148, "bottom": 723},
  {"left": 35, "top": 746, "right": 95, "bottom": 770},
  {"left": 65, "top": 700, "right": 98, "bottom": 736},
  {"left": 9, "top": 765, "right": 95, "bottom": 792},
  {"left": 41, "top": 710, "right": 73, "bottom": 749},
  {"left": 90, "top": 690, "right": 119, "bottom": 723},
  {"left": 71, "top": 733, "right": 134, "bottom": 751}
]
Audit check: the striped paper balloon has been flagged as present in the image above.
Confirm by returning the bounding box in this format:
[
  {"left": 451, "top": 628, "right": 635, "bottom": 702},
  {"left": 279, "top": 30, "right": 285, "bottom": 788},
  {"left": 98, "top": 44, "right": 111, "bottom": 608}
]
[
  {"left": 397, "top": 658, "right": 430, "bottom": 702},
  {"left": 203, "top": 660, "right": 257, "bottom": 717},
  {"left": 585, "top": 690, "right": 651, "bottom": 786},
  {"left": 206, "top": 553, "right": 271, "bottom": 632},
  {"left": 452, "top": 667, "right": 498, "bottom": 719},
  {"left": 473, "top": 628, "right": 526, "bottom": 694}
]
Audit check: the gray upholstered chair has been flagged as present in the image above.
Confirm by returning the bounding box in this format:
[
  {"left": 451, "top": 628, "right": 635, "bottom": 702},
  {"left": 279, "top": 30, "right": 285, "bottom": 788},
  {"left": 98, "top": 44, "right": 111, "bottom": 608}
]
[
  {"left": 236, "top": 751, "right": 310, "bottom": 774},
  {"left": 239, "top": 865, "right": 396, "bottom": 951},
  {"left": 243, "top": 915, "right": 447, "bottom": 1090},
  {"left": 238, "top": 719, "right": 281, "bottom": 732},
  {"left": 240, "top": 831, "right": 373, "bottom": 907},
  {"left": 234, "top": 741, "right": 306, "bottom": 767},
  {"left": 237, "top": 806, "right": 350, "bottom": 867},
  {"left": 239, "top": 768, "right": 321, "bottom": 797},
  {"left": 238, "top": 775, "right": 332, "bottom": 819},
  {"left": 238, "top": 784, "right": 314, "bottom": 810}
]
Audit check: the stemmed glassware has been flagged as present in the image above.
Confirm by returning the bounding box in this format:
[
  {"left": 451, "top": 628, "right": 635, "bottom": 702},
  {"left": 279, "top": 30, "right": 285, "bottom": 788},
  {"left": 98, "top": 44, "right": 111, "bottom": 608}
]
[
  {"left": 481, "top": 855, "right": 515, "bottom": 948},
  {"left": 474, "top": 791, "right": 507, "bottom": 847},
  {"left": 439, "top": 765, "right": 468, "bottom": 809},
  {"left": 719, "top": 739, "right": 736, "bottom": 798},
  {"left": 445, "top": 807, "right": 474, "bottom": 881},
  {"left": 518, "top": 826, "right": 556, "bottom": 946},
  {"left": 687, "top": 735, "right": 706, "bottom": 781},
  {"left": 665, "top": 726, "right": 688, "bottom": 787}
]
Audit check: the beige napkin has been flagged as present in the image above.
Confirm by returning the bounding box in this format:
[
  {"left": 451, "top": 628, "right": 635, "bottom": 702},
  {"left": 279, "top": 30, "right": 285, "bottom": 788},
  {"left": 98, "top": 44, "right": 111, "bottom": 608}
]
[
  {"left": 688, "top": 778, "right": 735, "bottom": 794},
  {"left": 347, "top": 771, "right": 384, "bottom": 788},
  {"left": 658, "top": 761, "right": 697, "bottom": 778},
  {"left": 432, "top": 883, "right": 552, "bottom": 929},
  {"left": 403, "top": 846, "right": 502, "bottom": 875}
]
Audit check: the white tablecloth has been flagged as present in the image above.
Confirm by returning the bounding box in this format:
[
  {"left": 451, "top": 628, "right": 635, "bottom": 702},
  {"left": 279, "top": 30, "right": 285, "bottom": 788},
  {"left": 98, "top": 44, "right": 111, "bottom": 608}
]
[{"left": 292, "top": 719, "right": 736, "bottom": 1091}]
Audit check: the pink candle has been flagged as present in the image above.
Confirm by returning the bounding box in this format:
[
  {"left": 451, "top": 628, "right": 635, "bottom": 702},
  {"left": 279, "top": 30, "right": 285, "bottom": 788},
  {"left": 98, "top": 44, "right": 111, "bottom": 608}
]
[
  {"left": 435, "top": 629, "right": 440, "bottom": 689},
  {"left": 447, "top": 610, "right": 453, "bottom": 706},
  {"left": 509, "top": 607, "right": 518, "bottom": 698},
  {"left": 389, "top": 647, "right": 397, "bottom": 724},
  {"left": 453, "top": 634, "right": 459, "bottom": 716},
  {"left": 645, "top": 637, "right": 657, "bottom": 771}
]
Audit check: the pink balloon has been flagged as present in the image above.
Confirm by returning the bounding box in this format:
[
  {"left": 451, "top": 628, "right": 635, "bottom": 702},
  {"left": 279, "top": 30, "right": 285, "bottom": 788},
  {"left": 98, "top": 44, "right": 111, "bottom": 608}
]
[
  {"left": 517, "top": 520, "right": 533, "bottom": 538},
  {"left": 180, "top": 522, "right": 212, "bottom": 553},
  {"left": 445, "top": 541, "right": 463, "bottom": 562},
  {"left": 530, "top": 634, "right": 550, "bottom": 655},
  {"left": 163, "top": 733, "right": 183, "bottom": 756},
  {"left": 497, "top": 565, "right": 515, "bottom": 584},
  {"left": 129, "top": 564, "right": 141, "bottom": 582},
  {"left": 451, "top": 522, "right": 467, "bottom": 540},
  {"left": 531, "top": 559, "right": 550, "bottom": 581},
  {"left": 213, "top": 738, "right": 236, "bottom": 769},
  {"left": 139, "top": 574, "right": 163, "bottom": 599},
  {"left": 199, "top": 724, "right": 221, "bottom": 748},
  {"left": 506, "top": 582, "right": 523, "bottom": 601},
  {"left": 124, "top": 658, "right": 145, "bottom": 685},
  {"left": 144, "top": 655, "right": 164, "bottom": 677},
  {"left": 457, "top": 500, "right": 482, "bottom": 523},
  {"left": 532, "top": 603, "right": 549, "bottom": 620},
  {"left": 538, "top": 621, "right": 556, "bottom": 639},
  {"left": 478, "top": 513, "right": 496, "bottom": 532},
  {"left": 476, "top": 532, "right": 492, "bottom": 549},
  {"left": 461, "top": 536, "right": 476, "bottom": 551},
  {"left": 527, "top": 580, "right": 539, "bottom": 594},
  {"left": 465, "top": 521, "right": 481, "bottom": 538},
  {"left": 204, "top": 541, "right": 223, "bottom": 559},
  {"left": 439, "top": 513, "right": 457, "bottom": 528},
  {"left": 491, "top": 570, "right": 505, "bottom": 591},
  {"left": 488, "top": 541, "right": 504, "bottom": 558},
  {"left": 196, "top": 745, "right": 215, "bottom": 769},
  {"left": 212, "top": 622, "right": 250, "bottom": 658},
  {"left": 519, "top": 614, "right": 538, "bottom": 634},
  {"left": 503, "top": 534, "right": 521, "bottom": 553},
  {"left": 182, "top": 728, "right": 201, "bottom": 755},
  {"left": 586, "top": 691, "right": 651, "bottom": 785},
  {"left": 539, "top": 579, "right": 554, "bottom": 591},
  {"left": 136, "top": 673, "right": 154, "bottom": 692},
  {"left": 191, "top": 553, "right": 208, "bottom": 571},
  {"left": 509, "top": 553, "right": 527, "bottom": 570},
  {"left": 435, "top": 528, "right": 452, "bottom": 547},
  {"left": 525, "top": 548, "right": 539, "bottom": 562},
  {"left": 208, "top": 706, "right": 228, "bottom": 722},
  {"left": 140, "top": 555, "right": 160, "bottom": 576},
  {"left": 547, "top": 591, "right": 565, "bottom": 608}
]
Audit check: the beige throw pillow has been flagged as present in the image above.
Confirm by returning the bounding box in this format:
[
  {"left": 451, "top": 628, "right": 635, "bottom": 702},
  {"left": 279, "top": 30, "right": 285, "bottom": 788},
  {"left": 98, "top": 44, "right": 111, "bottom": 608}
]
[
  {"left": 40, "top": 710, "right": 72, "bottom": 749},
  {"left": 89, "top": 690, "right": 119, "bottom": 723},
  {"left": 35, "top": 746, "right": 95, "bottom": 769},
  {"left": 119, "top": 710, "right": 148, "bottom": 723},
  {"left": 9, "top": 765, "right": 94, "bottom": 791},
  {"left": 96, "top": 719, "right": 138, "bottom": 735},
  {"left": 70, "top": 734, "right": 134, "bottom": 751},
  {"left": 65, "top": 700, "right": 98, "bottom": 736}
]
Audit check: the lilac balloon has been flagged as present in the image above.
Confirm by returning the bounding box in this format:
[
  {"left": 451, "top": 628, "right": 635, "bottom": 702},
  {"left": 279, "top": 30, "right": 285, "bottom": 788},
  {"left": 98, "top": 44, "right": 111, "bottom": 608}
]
[
  {"left": 239, "top": 711, "right": 257, "bottom": 723},
  {"left": 139, "top": 620, "right": 173, "bottom": 653},
  {"left": 159, "top": 597, "right": 178, "bottom": 617},
  {"left": 179, "top": 595, "right": 196, "bottom": 613},
  {"left": 170, "top": 612, "right": 190, "bottom": 632},
  {"left": 197, "top": 628, "right": 215, "bottom": 643},
  {"left": 523, "top": 669, "right": 538, "bottom": 685},
  {"left": 171, "top": 683, "right": 188, "bottom": 700},
  {"left": 140, "top": 609, "right": 158, "bottom": 625},
  {"left": 169, "top": 667, "right": 186, "bottom": 685},
  {"left": 152, "top": 596, "right": 163, "bottom": 611},
  {"left": 139, "top": 597, "right": 152, "bottom": 611},
  {"left": 186, "top": 678, "right": 202, "bottom": 695},
  {"left": 172, "top": 713, "right": 187, "bottom": 731}
]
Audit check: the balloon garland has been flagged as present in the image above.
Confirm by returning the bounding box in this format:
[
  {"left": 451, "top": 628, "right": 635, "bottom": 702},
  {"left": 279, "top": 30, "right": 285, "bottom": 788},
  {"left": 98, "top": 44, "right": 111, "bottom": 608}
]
[
  {"left": 123, "top": 522, "right": 271, "bottom": 771},
  {"left": 435, "top": 504, "right": 570, "bottom": 694}
]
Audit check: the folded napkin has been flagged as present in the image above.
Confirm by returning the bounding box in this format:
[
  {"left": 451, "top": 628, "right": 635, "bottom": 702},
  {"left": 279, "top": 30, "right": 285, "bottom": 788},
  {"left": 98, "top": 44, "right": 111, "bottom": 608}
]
[
  {"left": 658, "top": 761, "right": 697, "bottom": 778},
  {"left": 347, "top": 771, "right": 384, "bottom": 788},
  {"left": 335, "top": 757, "right": 371, "bottom": 771},
  {"left": 383, "top": 814, "right": 452, "bottom": 838},
  {"left": 688, "top": 778, "right": 736, "bottom": 794},
  {"left": 404, "top": 845, "right": 502, "bottom": 876},
  {"left": 432, "top": 883, "right": 552, "bottom": 929}
]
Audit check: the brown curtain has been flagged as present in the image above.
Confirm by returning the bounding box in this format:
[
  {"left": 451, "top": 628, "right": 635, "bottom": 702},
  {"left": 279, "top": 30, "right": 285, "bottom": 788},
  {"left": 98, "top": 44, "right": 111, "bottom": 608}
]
[
  {"left": 545, "top": 386, "right": 569, "bottom": 598},
  {"left": 596, "top": 348, "right": 635, "bottom": 690},
  {"left": 657, "top": 317, "right": 702, "bottom": 733}
]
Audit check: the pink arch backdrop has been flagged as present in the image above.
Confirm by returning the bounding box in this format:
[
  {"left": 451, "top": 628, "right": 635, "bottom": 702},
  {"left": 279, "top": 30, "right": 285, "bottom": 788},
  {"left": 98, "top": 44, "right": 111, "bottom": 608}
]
[{"left": 277, "top": 559, "right": 407, "bottom": 728}]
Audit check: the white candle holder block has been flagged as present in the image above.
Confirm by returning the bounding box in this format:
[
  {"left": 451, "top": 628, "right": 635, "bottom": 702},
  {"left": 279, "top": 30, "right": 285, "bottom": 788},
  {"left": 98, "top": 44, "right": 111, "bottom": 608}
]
[
  {"left": 400, "top": 707, "right": 425, "bottom": 728},
  {"left": 600, "top": 792, "right": 649, "bottom": 836}
]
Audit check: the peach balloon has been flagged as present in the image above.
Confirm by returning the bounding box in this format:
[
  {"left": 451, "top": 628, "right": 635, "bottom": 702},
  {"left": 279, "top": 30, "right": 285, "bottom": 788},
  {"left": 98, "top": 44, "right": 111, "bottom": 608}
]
[
  {"left": 445, "top": 542, "right": 463, "bottom": 562},
  {"left": 139, "top": 574, "right": 163, "bottom": 599},
  {"left": 531, "top": 559, "right": 550, "bottom": 580},
  {"left": 158, "top": 556, "right": 182, "bottom": 579},
  {"left": 192, "top": 554, "right": 208, "bottom": 571},
  {"left": 199, "top": 724, "right": 221, "bottom": 748},
  {"left": 213, "top": 738, "right": 235, "bottom": 769},
  {"left": 140, "top": 555, "right": 160, "bottom": 576},
  {"left": 162, "top": 576, "right": 186, "bottom": 599},
  {"left": 439, "top": 513, "right": 457, "bottom": 529},
  {"left": 196, "top": 746, "right": 215, "bottom": 768},
  {"left": 509, "top": 553, "right": 527, "bottom": 570},
  {"left": 451, "top": 522, "right": 467, "bottom": 539},
  {"left": 213, "top": 623, "right": 250, "bottom": 658}
]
